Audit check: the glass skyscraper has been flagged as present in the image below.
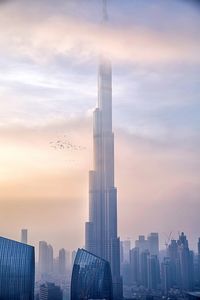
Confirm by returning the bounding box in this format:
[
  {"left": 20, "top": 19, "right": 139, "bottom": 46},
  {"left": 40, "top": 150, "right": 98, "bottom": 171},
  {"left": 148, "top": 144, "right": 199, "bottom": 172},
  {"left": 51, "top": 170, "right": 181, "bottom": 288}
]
[
  {"left": 0, "top": 236, "right": 35, "bottom": 300},
  {"left": 71, "top": 248, "right": 113, "bottom": 300},
  {"left": 85, "top": 1, "right": 123, "bottom": 298}
]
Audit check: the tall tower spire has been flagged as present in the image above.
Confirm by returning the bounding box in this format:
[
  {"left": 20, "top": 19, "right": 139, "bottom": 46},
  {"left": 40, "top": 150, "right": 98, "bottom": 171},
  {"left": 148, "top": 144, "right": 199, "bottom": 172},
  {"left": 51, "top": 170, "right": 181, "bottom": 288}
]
[
  {"left": 103, "top": 0, "right": 108, "bottom": 22},
  {"left": 85, "top": 1, "right": 123, "bottom": 299}
]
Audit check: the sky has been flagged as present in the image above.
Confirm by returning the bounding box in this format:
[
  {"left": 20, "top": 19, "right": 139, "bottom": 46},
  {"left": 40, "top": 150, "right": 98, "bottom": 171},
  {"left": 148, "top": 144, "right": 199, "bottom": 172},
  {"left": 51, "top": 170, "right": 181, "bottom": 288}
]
[{"left": 0, "top": 0, "right": 200, "bottom": 255}]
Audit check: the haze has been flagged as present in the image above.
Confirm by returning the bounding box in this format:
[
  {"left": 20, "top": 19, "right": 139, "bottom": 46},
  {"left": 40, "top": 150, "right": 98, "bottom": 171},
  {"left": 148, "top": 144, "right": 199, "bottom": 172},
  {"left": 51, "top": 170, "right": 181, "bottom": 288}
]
[{"left": 0, "top": 0, "right": 199, "bottom": 253}]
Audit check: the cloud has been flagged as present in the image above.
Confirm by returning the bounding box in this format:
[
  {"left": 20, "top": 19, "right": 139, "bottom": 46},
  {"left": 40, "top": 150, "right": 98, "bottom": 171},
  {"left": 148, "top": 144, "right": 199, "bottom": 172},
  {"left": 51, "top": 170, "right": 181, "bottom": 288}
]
[
  {"left": 115, "top": 128, "right": 200, "bottom": 250},
  {"left": 0, "top": 118, "right": 199, "bottom": 250},
  {"left": 0, "top": 0, "right": 200, "bottom": 64},
  {"left": 0, "top": 0, "right": 12, "bottom": 4},
  {"left": 0, "top": 0, "right": 199, "bottom": 252}
]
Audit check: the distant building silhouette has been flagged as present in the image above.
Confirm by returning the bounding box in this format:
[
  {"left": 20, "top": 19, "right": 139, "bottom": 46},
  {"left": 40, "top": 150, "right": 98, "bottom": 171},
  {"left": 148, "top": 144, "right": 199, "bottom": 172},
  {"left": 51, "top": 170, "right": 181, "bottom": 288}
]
[
  {"left": 120, "top": 240, "right": 132, "bottom": 285},
  {"left": 162, "top": 232, "right": 195, "bottom": 293},
  {"left": 167, "top": 239, "right": 179, "bottom": 287},
  {"left": 71, "top": 250, "right": 77, "bottom": 266},
  {"left": 130, "top": 247, "right": 140, "bottom": 285},
  {"left": 135, "top": 235, "right": 148, "bottom": 253},
  {"left": 122, "top": 240, "right": 131, "bottom": 264},
  {"left": 71, "top": 248, "right": 113, "bottom": 300},
  {"left": 21, "top": 228, "right": 28, "bottom": 244},
  {"left": 140, "top": 250, "right": 149, "bottom": 288},
  {"left": 148, "top": 233, "right": 159, "bottom": 257},
  {"left": 38, "top": 241, "right": 54, "bottom": 279},
  {"left": 128, "top": 234, "right": 160, "bottom": 290},
  {"left": 198, "top": 238, "right": 200, "bottom": 286},
  {"left": 39, "top": 282, "right": 62, "bottom": 300},
  {"left": 177, "top": 232, "right": 194, "bottom": 291},
  {"left": 58, "top": 248, "right": 66, "bottom": 276},
  {"left": 147, "top": 254, "right": 160, "bottom": 290},
  {"left": 161, "top": 257, "right": 171, "bottom": 294},
  {"left": 0, "top": 236, "right": 35, "bottom": 300}
]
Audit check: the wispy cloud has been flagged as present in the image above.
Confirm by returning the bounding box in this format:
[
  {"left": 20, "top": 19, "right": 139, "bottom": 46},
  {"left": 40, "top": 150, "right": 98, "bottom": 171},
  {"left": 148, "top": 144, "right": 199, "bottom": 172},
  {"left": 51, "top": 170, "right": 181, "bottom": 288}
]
[{"left": 0, "top": 0, "right": 200, "bottom": 64}]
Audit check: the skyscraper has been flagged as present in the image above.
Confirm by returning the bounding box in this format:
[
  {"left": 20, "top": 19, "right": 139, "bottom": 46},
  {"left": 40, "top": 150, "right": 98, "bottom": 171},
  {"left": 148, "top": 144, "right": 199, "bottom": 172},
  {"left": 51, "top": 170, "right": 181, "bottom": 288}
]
[
  {"left": 122, "top": 240, "right": 131, "bottom": 264},
  {"left": 198, "top": 238, "right": 200, "bottom": 286},
  {"left": 147, "top": 255, "right": 160, "bottom": 290},
  {"left": 161, "top": 257, "right": 171, "bottom": 294},
  {"left": 21, "top": 228, "right": 28, "bottom": 244},
  {"left": 147, "top": 233, "right": 159, "bottom": 257},
  {"left": 140, "top": 250, "right": 149, "bottom": 288},
  {"left": 58, "top": 248, "right": 66, "bottom": 276},
  {"left": 0, "top": 236, "right": 35, "bottom": 300},
  {"left": 130, "top": 247, "right": 140, "bottom": 285},
  {"left": 168, "top": 239, "right": 179, "bottom": 288},
  {"left": 177, "top": 232, "right": 194, "bottom": 291},
  {"left": 85, "top": 1, "right": 122, "bottom": 298},
  {"left": 71, "top": 249, "right": 113, "bottom": 300},
  {"left": 38, "top": 241, "right": 54, "bottom": 279}
]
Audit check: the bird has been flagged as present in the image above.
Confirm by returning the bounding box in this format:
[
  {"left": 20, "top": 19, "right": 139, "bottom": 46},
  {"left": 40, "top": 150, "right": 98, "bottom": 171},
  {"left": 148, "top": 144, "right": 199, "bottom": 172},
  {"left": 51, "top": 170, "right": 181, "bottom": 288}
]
[{"left": 49, "top": 135, "right": 86, "bottom": 152}]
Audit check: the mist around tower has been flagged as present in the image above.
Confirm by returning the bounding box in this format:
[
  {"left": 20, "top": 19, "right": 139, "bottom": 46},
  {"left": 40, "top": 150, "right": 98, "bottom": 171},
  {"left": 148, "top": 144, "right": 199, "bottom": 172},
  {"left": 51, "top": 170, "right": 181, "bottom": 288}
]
[{"left": 0, "top": 1, "right": 200, "bottom": 300}]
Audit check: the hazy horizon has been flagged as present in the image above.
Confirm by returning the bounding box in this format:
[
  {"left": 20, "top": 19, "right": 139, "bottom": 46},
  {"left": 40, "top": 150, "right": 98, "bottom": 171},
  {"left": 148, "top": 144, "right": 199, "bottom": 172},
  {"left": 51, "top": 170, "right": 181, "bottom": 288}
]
[{"left": 0, "top": 0, "right": 199, "bottom": 254}]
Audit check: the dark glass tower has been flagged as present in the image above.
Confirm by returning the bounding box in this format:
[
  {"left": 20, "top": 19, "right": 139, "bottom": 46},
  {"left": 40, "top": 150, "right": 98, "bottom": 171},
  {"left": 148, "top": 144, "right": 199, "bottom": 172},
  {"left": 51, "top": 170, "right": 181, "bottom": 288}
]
[
  {"left": 71, "top": 248, "right": 113, "bottom": 300},
  {"left": 85, "top": 1, "right": 122, "bottom": 299},
  {"left": 0, "top": 236, "right": 35, "bottom": 300}
]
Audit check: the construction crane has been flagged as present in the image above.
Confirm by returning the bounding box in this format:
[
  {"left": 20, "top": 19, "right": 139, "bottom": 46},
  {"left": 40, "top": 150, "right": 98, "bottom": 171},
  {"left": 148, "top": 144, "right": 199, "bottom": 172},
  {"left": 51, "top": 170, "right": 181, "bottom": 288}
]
[{"left": 164, "top": 231, "right": 173, "bottom": 249}]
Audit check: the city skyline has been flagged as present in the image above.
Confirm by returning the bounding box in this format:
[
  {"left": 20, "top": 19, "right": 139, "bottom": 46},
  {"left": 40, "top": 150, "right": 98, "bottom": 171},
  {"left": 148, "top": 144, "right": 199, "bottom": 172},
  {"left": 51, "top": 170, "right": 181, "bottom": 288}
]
[
  {"left": 1, "top": 230, "right": 200, "bottom": 299},
  {"left": 0, "top": 0, "right": 200, "bottom": 252}
]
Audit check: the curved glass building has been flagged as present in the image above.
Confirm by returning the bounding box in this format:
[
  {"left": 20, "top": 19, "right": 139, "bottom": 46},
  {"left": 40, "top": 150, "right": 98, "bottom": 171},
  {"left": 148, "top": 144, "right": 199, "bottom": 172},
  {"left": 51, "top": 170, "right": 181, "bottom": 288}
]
[
  {"left": 0, "top": 236, "right": 35, "bottom": 300},
  {"left": 71, "top": 248, "right": 113, "bottom": 300}
]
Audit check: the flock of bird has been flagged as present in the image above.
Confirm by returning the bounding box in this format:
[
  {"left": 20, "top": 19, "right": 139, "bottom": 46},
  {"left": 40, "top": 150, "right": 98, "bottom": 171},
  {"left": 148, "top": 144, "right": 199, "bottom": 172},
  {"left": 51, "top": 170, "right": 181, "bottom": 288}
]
[{"left": 49, "top": 136, "right": 86, "bottom": 152}]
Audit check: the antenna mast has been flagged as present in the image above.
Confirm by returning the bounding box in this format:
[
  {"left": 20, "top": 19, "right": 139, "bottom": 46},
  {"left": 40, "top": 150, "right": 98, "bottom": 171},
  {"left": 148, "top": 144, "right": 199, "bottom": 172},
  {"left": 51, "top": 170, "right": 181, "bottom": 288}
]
[{"left": 102, "top": 0, "right": 108, "bottom": 22}]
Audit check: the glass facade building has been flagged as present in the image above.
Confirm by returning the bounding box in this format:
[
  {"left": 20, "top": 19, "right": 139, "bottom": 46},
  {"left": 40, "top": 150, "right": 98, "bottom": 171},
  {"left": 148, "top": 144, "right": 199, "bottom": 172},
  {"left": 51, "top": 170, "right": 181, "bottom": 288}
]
[
  {"left": 0, "top": 236, "right": 35, "bottom": 300},
  {"left": 71, "top": 248, "right": 113, "bottom": 300}
]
